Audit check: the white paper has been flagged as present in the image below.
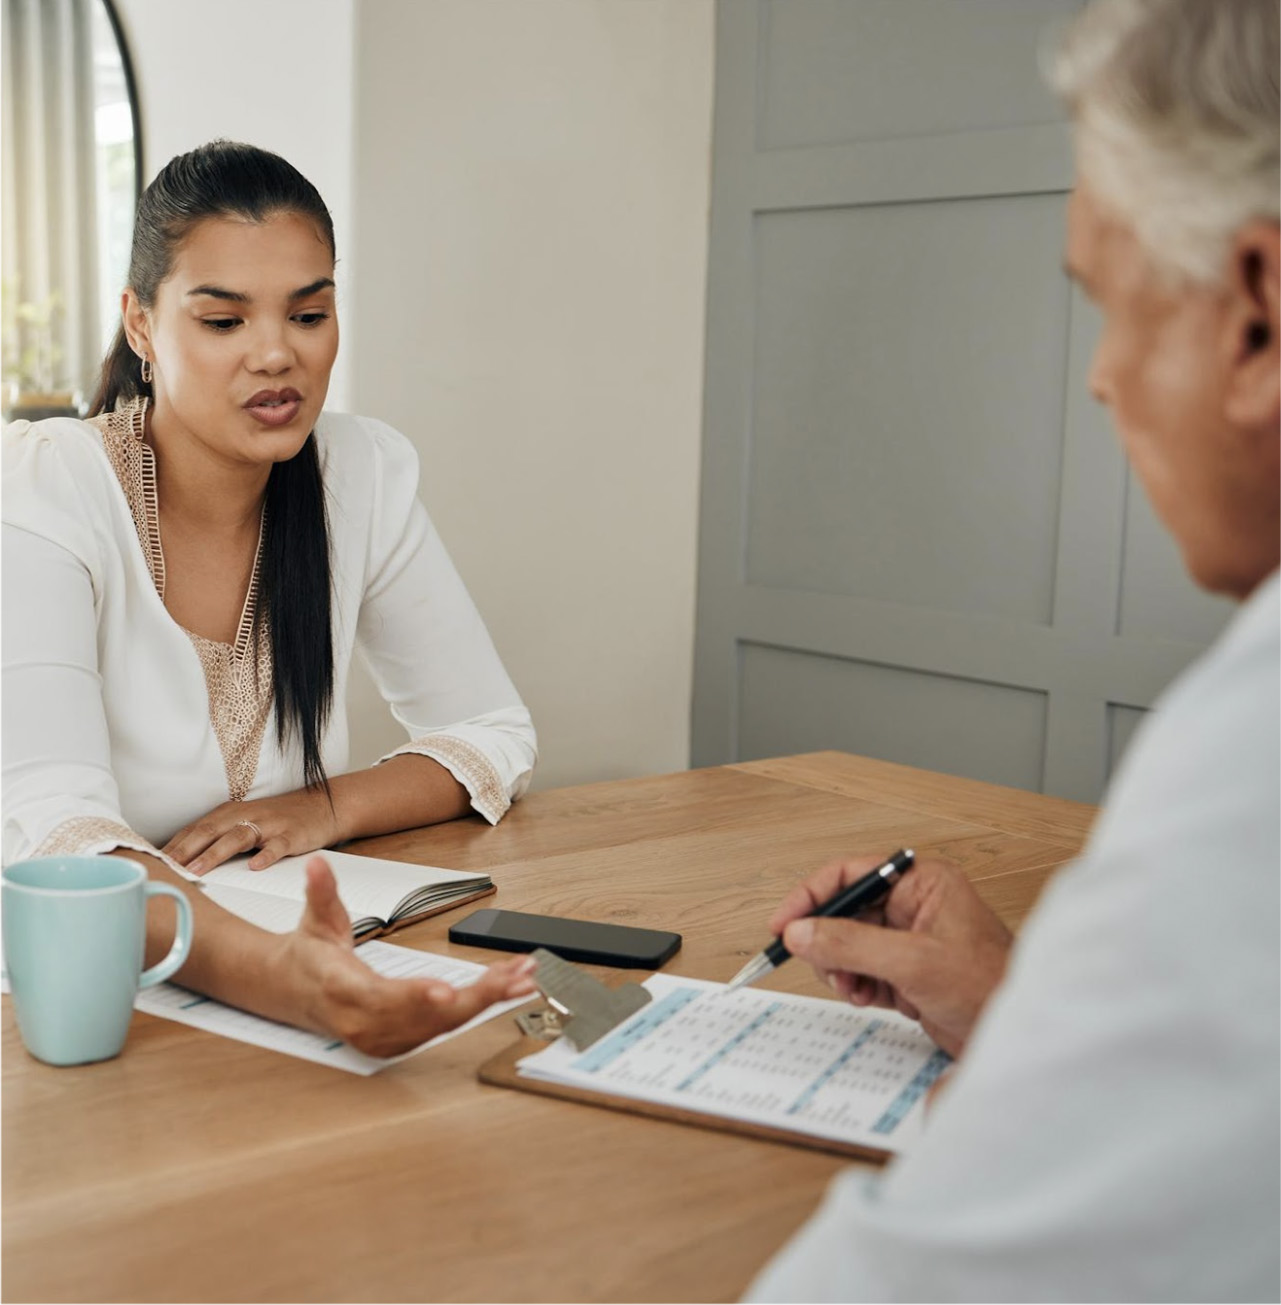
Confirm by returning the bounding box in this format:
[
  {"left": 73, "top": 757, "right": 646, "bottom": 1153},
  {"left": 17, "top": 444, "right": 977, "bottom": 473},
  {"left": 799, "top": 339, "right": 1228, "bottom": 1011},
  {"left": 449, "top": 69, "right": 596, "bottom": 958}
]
[
  {"left": 3, "top": 942, "right": 528, "bottom": 1075},
  {"left": 199, "top": 883, "right": 305, "bottom": 932},
  {"left": 518, "top": 974, "right": 950, "bottom": 1153}
]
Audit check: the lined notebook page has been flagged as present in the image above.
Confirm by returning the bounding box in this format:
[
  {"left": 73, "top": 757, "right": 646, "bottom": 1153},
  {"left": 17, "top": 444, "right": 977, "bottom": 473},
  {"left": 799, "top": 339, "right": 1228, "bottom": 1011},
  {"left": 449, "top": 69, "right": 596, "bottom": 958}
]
[
  {"left": 200, "top": 883, "right": 304, "bottom": 933},
  {"left": 199, "top": 848, "right": 485, "bottom": 924}
]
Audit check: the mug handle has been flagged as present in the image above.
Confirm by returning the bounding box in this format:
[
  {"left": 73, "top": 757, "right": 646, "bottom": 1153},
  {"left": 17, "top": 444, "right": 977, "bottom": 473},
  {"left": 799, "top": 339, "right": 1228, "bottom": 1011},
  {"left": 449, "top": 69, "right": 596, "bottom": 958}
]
[{"left": 139, "top": 883, "right": 195, "bottom": 988}]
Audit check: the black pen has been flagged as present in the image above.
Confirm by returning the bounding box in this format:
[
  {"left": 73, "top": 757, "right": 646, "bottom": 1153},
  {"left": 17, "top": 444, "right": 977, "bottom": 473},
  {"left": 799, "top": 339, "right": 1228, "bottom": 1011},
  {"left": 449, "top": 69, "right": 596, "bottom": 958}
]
[{"left": 725, "top": 849, "right": 916, "bottom": 992}]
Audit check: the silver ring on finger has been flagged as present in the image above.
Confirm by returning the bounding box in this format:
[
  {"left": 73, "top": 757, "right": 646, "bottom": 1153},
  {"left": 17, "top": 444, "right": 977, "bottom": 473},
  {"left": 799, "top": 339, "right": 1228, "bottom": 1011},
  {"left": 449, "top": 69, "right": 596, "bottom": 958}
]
[{"left": 235, "top": 819, "right": 263, "bottom": 846}]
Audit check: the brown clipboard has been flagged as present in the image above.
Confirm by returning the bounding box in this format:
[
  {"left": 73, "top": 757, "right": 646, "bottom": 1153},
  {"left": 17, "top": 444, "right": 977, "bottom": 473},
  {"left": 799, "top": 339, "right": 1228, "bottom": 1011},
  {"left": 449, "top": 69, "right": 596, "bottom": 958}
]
[{"left": 479, "top": 1035, "right": 894, "bottom": 1164}]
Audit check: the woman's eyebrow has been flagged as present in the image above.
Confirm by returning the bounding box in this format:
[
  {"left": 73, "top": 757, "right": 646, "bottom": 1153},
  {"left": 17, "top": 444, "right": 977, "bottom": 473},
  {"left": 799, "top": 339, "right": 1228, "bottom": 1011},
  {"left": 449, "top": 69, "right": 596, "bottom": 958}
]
[
  {"left": 186, "top": 284, "right": 247, "bottom": 302},
  {"left": 290, "top": 277, "right": 337, "bottom": 300},
  {"left": 184, "top": 277, "right": 335, "bottom": 303}
]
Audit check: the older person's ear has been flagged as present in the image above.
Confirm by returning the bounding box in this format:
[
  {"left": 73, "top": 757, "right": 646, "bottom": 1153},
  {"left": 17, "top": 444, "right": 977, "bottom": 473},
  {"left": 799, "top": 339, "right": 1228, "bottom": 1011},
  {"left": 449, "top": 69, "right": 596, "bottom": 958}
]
[{"left": 1224, "top": 221, "right": 1280, "bottom": 430}]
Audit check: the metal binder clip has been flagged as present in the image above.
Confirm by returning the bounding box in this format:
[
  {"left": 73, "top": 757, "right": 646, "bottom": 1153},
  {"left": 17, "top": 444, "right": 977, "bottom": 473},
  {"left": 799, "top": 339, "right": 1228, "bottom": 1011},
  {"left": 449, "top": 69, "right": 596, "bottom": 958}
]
[{"left": 514, "top": 948, "right": 651, "bottom": 1050}]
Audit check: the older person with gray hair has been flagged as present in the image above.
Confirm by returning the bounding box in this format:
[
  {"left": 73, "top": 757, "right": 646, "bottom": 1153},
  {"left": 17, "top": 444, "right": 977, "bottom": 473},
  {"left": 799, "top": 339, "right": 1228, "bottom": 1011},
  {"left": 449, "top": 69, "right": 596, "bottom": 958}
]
[{"left": 748, "top": 1, "right": 1279, "bottom": 1299}]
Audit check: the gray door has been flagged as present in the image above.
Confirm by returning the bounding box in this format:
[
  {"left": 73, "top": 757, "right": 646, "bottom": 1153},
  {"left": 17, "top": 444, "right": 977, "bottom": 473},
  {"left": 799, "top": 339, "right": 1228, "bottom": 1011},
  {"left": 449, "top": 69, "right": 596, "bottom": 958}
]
[{"left": 691, "top": 0, "right": 1233, "bottom": 803}]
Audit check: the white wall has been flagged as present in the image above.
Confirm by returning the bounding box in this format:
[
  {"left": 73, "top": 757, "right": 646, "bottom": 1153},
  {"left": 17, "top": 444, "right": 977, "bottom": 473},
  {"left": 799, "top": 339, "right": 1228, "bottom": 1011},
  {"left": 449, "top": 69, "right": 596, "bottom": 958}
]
[
  {"left": 348, "top": 0, "right": 713, "bottom": 788},
  {"left": 107, "top": 0, "right": 357, "bottom": 409},
  {"left": 109, "top": 0, "right": 713, "bottom": 792}
]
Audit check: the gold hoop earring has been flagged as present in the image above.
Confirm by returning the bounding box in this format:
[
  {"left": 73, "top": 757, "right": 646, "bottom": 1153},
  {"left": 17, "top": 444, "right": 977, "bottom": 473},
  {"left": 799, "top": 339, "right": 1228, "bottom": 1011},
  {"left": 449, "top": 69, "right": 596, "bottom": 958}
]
[{"left": 140, "top": 357, "right": 153, "bottom": 385}]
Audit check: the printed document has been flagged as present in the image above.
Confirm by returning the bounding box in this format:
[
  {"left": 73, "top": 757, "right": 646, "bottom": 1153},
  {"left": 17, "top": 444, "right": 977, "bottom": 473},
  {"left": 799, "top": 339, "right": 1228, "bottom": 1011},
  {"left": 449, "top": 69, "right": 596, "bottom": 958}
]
[{"left": 518, "top": 974, "right": 949, "bottom": 1153}]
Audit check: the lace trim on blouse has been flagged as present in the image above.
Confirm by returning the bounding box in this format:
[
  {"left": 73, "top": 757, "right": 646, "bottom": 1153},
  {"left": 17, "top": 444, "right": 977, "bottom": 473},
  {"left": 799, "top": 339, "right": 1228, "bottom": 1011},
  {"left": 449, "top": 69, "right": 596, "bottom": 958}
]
[
  {"left": 382, "top": 734, "right": 509, "bottom": 824},
  {"left": 88, "top": 396, "right": 273, "bottom": 802},
  {"left": 31, "top": 815, "right": 188, "bottom": 877}
]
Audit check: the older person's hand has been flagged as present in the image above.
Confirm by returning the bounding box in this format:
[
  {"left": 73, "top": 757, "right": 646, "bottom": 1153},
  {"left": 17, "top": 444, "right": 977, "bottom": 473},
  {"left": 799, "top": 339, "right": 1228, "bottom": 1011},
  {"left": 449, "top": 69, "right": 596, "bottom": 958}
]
[{"left": 768, "top": 855, "right": 1013, "bottom": 1059}]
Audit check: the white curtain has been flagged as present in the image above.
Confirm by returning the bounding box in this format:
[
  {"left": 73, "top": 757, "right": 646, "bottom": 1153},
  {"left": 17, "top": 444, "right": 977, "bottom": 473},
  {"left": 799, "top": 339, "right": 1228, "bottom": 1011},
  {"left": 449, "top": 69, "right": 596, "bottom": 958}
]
[{"left": 2, "top": 0, "right": 100, "bottom": 401}]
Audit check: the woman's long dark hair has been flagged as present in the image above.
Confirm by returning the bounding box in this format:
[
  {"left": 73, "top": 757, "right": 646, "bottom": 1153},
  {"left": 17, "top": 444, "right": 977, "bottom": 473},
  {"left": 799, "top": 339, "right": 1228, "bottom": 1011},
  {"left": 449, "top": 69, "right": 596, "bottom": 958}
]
[{"left": 90, "top": 141, "right": 335, "bottom": 791}]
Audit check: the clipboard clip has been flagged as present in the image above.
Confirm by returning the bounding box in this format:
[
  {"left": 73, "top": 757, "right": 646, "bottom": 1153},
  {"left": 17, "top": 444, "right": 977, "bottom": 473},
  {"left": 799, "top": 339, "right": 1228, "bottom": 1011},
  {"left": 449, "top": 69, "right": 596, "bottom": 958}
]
[{"left": 514, "top": 948, "right": 651, "bottom": 1050}]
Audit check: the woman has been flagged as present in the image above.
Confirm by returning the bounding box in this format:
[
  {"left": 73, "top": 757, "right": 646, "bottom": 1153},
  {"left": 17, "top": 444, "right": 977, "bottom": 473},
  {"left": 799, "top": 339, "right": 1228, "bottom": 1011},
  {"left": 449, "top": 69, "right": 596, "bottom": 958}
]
[{"left": 2, "top": 141, "right": 539, "bottom": 1053}]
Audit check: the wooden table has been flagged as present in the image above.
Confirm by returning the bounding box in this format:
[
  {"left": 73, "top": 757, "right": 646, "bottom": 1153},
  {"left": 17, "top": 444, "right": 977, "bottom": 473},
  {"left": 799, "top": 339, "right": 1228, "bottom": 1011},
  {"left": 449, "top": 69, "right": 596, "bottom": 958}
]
[{"left": 3, "top": 752, "right": 1094, "bottom": 1303}]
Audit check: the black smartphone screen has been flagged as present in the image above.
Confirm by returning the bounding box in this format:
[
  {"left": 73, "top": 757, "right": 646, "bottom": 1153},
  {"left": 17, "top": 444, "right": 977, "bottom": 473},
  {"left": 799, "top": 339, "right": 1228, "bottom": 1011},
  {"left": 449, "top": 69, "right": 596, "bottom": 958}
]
[{"left": 448, "top": 908, "right": 681, "bottom": 969}]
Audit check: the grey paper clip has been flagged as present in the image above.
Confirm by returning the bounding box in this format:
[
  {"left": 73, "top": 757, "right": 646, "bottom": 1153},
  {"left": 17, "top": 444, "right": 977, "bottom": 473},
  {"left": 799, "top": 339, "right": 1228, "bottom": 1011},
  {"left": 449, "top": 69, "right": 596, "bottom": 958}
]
[{"left": 514, "top": 948, "right": 651, "bottom": 1050}]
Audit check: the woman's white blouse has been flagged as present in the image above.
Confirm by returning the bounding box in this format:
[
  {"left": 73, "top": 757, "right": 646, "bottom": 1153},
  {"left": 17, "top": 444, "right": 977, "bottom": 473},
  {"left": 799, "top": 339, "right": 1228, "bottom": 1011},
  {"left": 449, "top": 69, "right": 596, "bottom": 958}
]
[{"left": 1, "top": 410, "right": 537, "bottom": 868}]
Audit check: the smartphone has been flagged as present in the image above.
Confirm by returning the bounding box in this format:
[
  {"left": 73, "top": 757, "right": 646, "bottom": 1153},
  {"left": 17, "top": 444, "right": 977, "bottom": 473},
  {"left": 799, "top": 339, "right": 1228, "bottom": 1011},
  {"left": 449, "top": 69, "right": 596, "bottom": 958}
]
[{"left": 448, "top": 908, "right": 681, "bottom": 969}]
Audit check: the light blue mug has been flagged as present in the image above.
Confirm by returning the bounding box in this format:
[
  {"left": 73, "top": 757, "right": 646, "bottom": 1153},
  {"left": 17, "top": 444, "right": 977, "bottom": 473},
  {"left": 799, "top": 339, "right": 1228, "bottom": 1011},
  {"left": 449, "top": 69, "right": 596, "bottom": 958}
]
[{"left": 2, "top": 855, "right": 194, "bottom": 1066}]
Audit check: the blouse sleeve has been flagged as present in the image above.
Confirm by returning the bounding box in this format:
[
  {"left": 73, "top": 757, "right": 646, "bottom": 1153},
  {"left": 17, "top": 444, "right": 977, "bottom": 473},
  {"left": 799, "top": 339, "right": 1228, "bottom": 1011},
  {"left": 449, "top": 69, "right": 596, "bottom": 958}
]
[
  {"left": 1, "top": 427, "right": 185, "bottom": 872},
  {"left": 352, "top": 421, "right": 536, "bottom": 824}
]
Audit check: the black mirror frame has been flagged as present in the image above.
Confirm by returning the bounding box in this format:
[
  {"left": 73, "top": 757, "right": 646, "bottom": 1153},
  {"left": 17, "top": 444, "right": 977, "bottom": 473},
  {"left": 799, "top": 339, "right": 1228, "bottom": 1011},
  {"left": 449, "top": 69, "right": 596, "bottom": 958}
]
[{"left": 98, "top": 0, "right": 144, "bottom": 200}]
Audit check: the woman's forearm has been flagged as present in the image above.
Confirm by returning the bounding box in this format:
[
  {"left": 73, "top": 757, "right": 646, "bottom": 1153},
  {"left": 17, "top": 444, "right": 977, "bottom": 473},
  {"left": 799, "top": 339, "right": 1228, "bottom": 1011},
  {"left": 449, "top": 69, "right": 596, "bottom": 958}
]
[
  {"left": 163, "top": 754, "right": 474, "bottom": 875},
  {"left": 329, "top": 753, "right": 471, "bottom": 843},
  {"left": 111, "top": 849, "right": 306, "bottom": 1026}
]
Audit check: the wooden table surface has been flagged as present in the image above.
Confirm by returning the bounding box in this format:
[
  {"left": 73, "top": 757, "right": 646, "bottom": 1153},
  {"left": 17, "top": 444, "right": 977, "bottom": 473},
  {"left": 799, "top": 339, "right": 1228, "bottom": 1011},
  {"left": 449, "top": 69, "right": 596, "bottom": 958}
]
[{"left": 2, "top": 752, "right": 1094, "bottom": 1303}]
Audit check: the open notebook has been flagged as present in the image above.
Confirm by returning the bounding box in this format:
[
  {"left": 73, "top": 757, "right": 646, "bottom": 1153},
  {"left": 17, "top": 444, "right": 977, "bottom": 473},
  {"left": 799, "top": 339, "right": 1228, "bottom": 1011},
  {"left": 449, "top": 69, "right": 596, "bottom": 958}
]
[{"left": 194, "top": 849, "right": 495, "bottom": 942}]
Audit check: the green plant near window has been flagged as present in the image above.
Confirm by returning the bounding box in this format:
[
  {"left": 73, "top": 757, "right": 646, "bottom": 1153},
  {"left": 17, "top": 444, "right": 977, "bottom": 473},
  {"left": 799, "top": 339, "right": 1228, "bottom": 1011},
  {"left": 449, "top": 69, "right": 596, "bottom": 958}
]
[{"left": 2, "top": 281, "right": 79, "bottom": 417}]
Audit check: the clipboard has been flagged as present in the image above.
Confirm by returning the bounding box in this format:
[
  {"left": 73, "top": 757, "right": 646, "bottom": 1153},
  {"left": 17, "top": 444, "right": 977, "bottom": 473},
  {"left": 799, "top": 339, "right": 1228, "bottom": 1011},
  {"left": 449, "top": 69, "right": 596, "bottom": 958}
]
[{"left": 477, "top": 950, "right": 894, "bottom": 1164}]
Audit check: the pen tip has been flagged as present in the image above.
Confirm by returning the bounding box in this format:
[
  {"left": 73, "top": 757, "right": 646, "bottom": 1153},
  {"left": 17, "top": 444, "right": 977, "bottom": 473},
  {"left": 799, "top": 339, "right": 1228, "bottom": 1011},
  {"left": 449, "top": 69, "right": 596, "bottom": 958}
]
[{"left": 726, "top": 953, "right": 772, "bottom": 991}]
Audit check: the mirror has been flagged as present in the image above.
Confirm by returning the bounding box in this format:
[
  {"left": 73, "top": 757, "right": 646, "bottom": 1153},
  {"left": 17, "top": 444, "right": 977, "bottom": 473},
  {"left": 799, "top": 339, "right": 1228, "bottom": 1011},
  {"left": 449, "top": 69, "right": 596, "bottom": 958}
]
[{"left": 1, "top": 0, "right": 142, "bottom": 421}]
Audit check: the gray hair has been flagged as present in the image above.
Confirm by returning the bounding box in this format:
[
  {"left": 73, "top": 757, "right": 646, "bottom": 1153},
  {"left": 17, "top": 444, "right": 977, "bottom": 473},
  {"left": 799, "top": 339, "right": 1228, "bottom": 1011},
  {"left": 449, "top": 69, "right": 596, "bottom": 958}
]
[{"left": 1048, "top": 0, "right": 1279, "bottom": 284}]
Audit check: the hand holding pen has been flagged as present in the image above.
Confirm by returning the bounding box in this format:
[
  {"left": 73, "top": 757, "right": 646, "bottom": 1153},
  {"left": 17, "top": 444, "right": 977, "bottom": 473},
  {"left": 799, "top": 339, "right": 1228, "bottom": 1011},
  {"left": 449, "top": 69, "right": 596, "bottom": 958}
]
[
  {"left": 728, "top": 850, "right": 916, "bottom": 990},
  {"left": 731, "top": 852, "right": 1015, "bottom": 1058}
]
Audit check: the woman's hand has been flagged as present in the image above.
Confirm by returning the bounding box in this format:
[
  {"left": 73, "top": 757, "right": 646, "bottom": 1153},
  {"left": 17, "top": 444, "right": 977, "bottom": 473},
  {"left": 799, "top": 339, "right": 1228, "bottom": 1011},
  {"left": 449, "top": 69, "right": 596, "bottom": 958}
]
[
  {"left": 162, "top": 789, "right": 345, "bottom": 875},
  {"left": 276, "top": 856, "right": 537, "bottom": 1057},
  {"left": 768, "top": 854, "right": 1014, "bottom": 1059},
  {"left": 163, "top": 755, "right": 475, "bottom": 875}
]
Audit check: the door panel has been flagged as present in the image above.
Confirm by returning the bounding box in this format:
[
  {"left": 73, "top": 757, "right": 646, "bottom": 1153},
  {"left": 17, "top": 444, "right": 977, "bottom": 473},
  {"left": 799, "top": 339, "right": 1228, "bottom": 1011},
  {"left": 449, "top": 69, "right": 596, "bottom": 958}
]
[
  {"left": 746, "top": 194, "right": 1069, "bottom": 622},
  {"left": 757, "top": 0, "right": 1072, "bottom": 148},
  {"left": 693, "top": 0, "right": 1230, "bottom": 802},
  {"left": 739, "top": 644, "right": 1049, "bottom": 790}
]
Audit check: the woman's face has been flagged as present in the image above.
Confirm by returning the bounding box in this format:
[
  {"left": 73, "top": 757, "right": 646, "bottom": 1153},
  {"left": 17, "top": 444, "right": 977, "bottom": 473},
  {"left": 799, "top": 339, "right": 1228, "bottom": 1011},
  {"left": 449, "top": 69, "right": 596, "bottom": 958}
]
[{"left": 126, "top": 210, "right": 339, "bottom": 469}]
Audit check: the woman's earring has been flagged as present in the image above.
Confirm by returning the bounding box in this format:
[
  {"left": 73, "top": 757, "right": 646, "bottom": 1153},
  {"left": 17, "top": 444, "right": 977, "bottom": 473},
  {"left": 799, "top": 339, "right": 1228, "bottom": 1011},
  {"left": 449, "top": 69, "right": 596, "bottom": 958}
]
[{"left": 140, "top": 356, "right": 153, "bottom": 384}]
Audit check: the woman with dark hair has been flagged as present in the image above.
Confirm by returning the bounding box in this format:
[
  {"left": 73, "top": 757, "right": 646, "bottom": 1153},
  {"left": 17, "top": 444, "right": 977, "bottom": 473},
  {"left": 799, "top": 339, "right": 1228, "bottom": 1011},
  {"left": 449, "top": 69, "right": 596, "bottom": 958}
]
[{"left": 2, "top": 140, "right": 539, "bottom": 1053}]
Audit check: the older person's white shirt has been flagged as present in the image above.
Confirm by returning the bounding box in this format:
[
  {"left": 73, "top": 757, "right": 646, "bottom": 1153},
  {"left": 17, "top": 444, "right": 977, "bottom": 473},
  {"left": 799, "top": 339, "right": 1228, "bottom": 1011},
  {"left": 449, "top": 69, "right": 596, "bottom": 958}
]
[
  {"left": 2, "top": 411, "right": 536, "bottom": 868},
  {"left": 748, "top": 571, "right": 1280, "bottom": 1303}
]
